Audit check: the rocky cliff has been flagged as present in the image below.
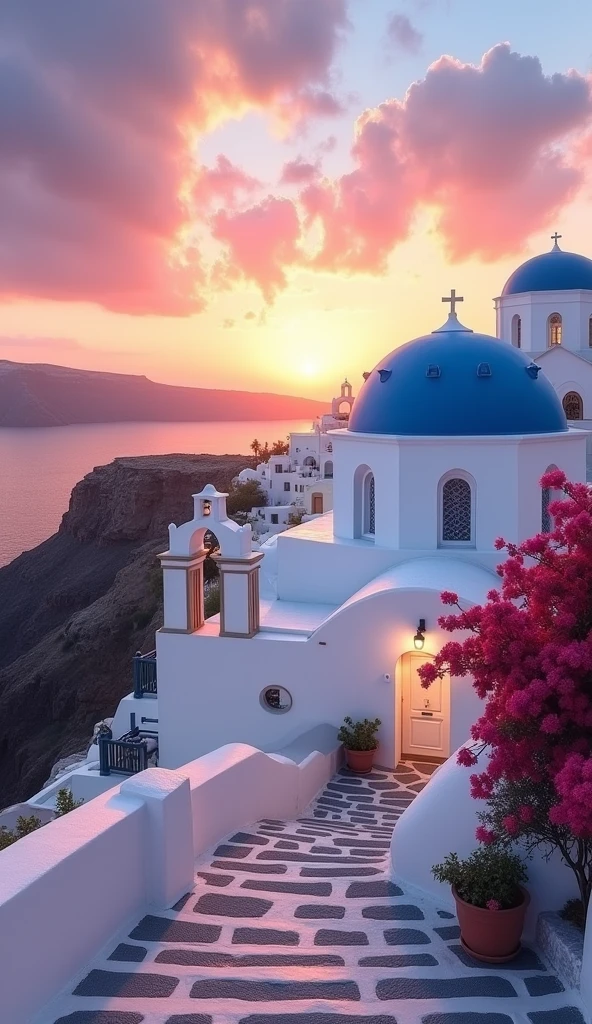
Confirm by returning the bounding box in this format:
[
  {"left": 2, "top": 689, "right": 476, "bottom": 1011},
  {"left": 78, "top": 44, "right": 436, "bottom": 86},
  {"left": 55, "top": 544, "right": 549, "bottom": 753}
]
[
  {"left": 0, "top": 360, "right": 325, "bottom": 427},
  {"left": 0, "top": 454, "right": 247, "bottom": 808}
]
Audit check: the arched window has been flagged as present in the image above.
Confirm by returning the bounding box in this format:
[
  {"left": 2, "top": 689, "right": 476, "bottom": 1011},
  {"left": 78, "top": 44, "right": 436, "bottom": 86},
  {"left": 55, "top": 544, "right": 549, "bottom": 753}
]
[
  {"left": 364, "top": 473, "right": 375, "bottom": 535},
  {"left": 562, "top": 391, "right": 583, "bottom": 420},
  {"left": 548, "top": 313, "right": 562, "bottom": 347},
  {"left": 542, "top": 463, "right": 559, "bottom": 533},
  {"left": 353, "top": 464, "right": 375, "bottom": 539},
  {"left": 324, "top": 460, "right": 333, "bottom": 479},
  {"left": 589, "top": 316, "right": 592, "bottom": 348},
  {"left": 440, "top": 475, "right": 473, "bottom": 546},
  {"left": 511, "top": 314, "right": 521, "bottom": 348},
  {"left": 303, "top": 455, "right": 317, "bottom": 468}
]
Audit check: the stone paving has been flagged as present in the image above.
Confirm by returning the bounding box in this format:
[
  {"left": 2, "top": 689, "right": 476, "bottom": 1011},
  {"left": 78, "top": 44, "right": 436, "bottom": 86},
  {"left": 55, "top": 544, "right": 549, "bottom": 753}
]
[{"left": 43, "top": 762, "right": 587, "bottom": 1024}]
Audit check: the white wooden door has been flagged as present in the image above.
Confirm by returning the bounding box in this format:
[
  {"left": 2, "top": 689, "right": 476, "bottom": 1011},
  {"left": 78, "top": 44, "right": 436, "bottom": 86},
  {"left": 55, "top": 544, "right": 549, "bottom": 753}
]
[{"left": 401, "top": 653, "right": 449, "bottom": 761}]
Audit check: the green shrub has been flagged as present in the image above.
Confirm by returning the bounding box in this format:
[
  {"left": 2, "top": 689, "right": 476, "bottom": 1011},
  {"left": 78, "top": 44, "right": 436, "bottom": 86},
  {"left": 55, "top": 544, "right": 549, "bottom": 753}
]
[
  {"left": 432, "top": 847, "right": 527, "bottom": 910},
  {"left": 337, "top": 716, "right": 381, "bottom": 751},
  {"left": 204, "top": 581, "right": 220, "bottom": 619},
  {"left": 0, "top": 813, "right": 43, "bottom": 850},
  {"left": 55, "top": 788, "right": 84, "bottom": 817}
]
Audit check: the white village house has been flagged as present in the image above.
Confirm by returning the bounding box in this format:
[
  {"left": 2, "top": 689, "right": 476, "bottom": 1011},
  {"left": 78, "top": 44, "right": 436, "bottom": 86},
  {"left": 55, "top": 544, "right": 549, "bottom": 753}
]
[
  {"left": 4, "top": 237, "right": 592, "bottom": 1023},
  {"left": 238, "top": 376, "right": 356, "bottom": 533}
]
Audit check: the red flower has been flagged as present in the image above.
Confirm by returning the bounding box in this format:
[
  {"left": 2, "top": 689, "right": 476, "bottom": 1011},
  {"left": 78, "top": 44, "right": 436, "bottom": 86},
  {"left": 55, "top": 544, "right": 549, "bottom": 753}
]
[
  {"left": 486, "top": 899, "right": 501, "bottom": 911},
  {"left": 457, "top": 746, "right": 478, "bottom": 767}
]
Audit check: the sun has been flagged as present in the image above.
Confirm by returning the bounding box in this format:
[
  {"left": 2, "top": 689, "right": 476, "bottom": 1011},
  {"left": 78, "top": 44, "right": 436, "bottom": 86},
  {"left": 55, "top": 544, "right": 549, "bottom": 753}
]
[{"left": 300, "top": 360, "right": 319, "bottom": 378}]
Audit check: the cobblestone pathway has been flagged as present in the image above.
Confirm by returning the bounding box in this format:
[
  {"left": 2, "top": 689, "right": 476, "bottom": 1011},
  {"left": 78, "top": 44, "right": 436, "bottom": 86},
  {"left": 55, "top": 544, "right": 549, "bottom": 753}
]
[{"left": 45, "top": 763, "right": 586, "bottom": 1024}]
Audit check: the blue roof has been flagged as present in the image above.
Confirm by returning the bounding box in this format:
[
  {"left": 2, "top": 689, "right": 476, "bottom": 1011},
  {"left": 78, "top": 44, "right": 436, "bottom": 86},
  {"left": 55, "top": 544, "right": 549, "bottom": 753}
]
[
  {"left": 502, "top": 245, "right": 592, "bottom": 295},
  {"left": 348, "top": 314, "right": 567, "bottom": 437}
]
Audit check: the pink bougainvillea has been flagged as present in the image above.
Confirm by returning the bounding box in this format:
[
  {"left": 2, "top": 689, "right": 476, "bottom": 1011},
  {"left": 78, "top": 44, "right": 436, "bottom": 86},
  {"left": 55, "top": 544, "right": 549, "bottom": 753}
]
[{"left": 419, "top": 471, "right": 592, "bottom": 911}]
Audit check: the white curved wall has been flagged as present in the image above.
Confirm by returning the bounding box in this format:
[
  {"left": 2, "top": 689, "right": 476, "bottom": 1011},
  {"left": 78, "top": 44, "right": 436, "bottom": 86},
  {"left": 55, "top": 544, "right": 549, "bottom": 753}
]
[{"left": 391, "top": 748, "right": 580, "bottom": 939}]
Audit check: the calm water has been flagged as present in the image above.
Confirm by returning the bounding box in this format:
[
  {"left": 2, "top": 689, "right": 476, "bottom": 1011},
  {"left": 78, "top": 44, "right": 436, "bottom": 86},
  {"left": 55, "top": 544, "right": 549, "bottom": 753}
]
[{"left": 0, "top": 420, "right": 310, "bottom": 567}]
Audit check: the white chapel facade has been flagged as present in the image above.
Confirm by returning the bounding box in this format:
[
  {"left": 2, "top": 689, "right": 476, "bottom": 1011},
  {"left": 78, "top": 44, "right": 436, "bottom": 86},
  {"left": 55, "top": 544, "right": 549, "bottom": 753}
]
[
  {"left": 154, "top": 270, "right": 588, "bottom": 775},
  {"left": 496, "top": 233, "right": 592, "bottom": 439}
]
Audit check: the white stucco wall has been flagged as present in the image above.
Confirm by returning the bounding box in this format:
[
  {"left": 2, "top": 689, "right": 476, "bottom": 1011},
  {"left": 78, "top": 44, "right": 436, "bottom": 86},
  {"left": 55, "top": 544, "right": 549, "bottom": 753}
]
[
  {"left": 496, "top": 289, "right": 592, "bottom": 354},
  {"left": 1, "top": 740, "right": 342, "bottom": 1024},
  {"left": 392, "top": 750, "right": 581, "bottom": 942},
  {"left": 157, "top": 559, "right": 492, "bottom": 773},
  {"left": 330, "top": 428, "right": 584, "bottom": 561}
]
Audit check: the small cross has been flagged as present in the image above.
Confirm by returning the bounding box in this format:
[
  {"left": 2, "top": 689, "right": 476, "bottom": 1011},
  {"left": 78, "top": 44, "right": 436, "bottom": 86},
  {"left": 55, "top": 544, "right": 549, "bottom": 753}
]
[
  {"left": 442, "top": 289, "right": 464, "bottom": 316},
  {"left": 551, "top": 231, "right": 562, "bottom": 249}
]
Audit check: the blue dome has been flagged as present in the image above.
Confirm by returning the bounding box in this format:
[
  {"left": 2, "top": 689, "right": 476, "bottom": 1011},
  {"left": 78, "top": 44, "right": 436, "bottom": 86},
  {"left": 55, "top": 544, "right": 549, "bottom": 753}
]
[
  {"left": 348, "top": 315, "right": 567, "bottom": 437},
  {"left": 502, "top": 245, "right": 592, "bottom": 295}
]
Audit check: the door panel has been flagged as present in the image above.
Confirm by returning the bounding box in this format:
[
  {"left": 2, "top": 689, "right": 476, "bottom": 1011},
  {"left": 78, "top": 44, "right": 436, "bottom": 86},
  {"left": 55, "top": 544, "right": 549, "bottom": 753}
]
[{"left": 401, "top": 652, "right": 449, "bottom": 761}]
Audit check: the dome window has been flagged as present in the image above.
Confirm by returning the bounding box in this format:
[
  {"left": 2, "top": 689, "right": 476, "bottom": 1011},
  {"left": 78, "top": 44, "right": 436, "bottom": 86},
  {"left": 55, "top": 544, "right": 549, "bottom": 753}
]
[
  {"left": 378, "top": 369, "right": 392, "bottom": 383},
  {"left": 477, "top": 363, "right": 492, "bottom": 378},
  {"left": 562, "top": 391, "right": 583, "bottom": 420},
  {"left": 548, "top": 313, "right": 562, "bottom": 347},
  {"left": 511, "top": 314, "right": 521, "bottom": 348},
  {"left": 439, "top": 474, "right": 474, "bottom": 547},
  {"left": 426, "top": 364, "right": 441, "bottom": 378},
  {"left": 525, "top": 363, "right": 541, "bottom": 379}
]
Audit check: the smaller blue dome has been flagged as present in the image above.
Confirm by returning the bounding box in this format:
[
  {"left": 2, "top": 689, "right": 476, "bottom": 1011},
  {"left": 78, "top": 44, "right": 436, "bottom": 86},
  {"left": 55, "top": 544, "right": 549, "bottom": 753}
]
[
  {"left": 348, "top": 313, "right": 567, "bottom": 437},
  {"left": 502, "top": 243, "right": 592, "bottom": 295}
]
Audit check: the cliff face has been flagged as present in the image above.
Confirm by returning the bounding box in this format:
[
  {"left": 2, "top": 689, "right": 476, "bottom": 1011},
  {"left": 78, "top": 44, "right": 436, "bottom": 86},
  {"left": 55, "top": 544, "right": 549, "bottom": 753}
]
[
  {"left": 0, "top": 360, "right": 326, "bottom": 427},
  {"left": 0, "top": 454, "right": 247, "bottom": 808}
]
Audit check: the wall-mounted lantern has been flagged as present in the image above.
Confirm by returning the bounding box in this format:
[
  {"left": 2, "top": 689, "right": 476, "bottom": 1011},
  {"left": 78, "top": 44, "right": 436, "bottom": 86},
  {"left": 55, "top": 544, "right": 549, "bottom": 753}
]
[{"left": 413, "top": 618, "right": 426, "bottom": 650}]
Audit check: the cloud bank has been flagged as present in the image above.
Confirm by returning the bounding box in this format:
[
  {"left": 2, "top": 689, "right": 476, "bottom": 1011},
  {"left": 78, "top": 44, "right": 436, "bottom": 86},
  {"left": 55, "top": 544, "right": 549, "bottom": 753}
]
[
  {"left": 0, "top": 0, "right": 347, "bottom": 313},
  {"left": 0, "top": 15, "right": 590, "bottom": 313}
]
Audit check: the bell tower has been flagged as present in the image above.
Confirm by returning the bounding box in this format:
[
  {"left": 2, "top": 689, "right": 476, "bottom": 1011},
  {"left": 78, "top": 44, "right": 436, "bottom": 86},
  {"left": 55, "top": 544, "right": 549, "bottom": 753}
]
[
  {"left": 159, "top": 484, "right": 263, "bottom": 638},
  {"left": 331, "top": 378, "right": 355, "bottom": 420}
]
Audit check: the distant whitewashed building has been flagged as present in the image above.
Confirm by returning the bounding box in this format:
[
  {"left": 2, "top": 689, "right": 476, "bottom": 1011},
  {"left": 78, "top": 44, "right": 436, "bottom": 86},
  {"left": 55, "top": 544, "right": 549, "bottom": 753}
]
[{"left": 238, "top": 378, "right": 356, "bottom": 532}]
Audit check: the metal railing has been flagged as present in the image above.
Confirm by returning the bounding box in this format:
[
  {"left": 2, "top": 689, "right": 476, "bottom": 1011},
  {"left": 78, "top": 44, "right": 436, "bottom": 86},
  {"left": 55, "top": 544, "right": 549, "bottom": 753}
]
[
  {"left": 98, "top": 735, "right": 148, "bottom": 776},
  {"left": 133, "top": 650, "right": 157, "bottom": 698}
]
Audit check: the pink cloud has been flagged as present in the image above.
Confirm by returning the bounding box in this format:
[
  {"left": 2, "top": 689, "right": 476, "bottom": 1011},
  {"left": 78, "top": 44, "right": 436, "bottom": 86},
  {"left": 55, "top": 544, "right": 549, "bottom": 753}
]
[
  {"left": 212, "top": 196, "right": 301, "bottom": 301},
  {"left": 387, "top": 14, "right": 423, "bottom": 55},
  {"left": 0, "top": 0, "right": 348, "bottom": 314},
  {"left": 280, "top": 157, "right": 321, "bottom": 185},
  {"left": 193, "top": 156, "right": 261, "bottom": 211},
  {"left": 303, "top": 44, "right": 592, "bottom": 270}
]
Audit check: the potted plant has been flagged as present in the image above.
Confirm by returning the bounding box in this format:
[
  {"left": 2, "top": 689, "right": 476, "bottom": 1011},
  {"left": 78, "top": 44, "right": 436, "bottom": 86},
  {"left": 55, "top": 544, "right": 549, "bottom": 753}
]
[
  {"left": 432, "top": 847, "right": 528, "bottom": 962},
  {"left": 338, "top": 716, "right": 381, "bottom": 774}
]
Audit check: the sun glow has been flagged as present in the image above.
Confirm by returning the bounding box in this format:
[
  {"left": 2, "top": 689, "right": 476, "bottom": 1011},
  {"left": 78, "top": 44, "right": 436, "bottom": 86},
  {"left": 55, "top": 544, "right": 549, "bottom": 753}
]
[{"left": 300, "top": 359, "right": 320, "bottom": 378}]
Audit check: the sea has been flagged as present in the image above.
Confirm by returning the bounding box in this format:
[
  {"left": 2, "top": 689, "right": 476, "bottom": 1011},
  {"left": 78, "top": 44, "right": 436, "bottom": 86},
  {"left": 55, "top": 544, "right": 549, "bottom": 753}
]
[{"left": 0, "top": 419, "right": 310, "bottom": 567}]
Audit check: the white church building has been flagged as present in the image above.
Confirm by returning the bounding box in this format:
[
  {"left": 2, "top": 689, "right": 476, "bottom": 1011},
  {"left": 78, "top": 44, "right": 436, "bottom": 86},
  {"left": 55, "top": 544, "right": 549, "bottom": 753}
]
[
  {"left": 5, "top": 240, "right": 592, "bottom": 1024},
  {"left": 497, "top": 233, "right": 592, "bottom": 443},
  {"left": 155, "top": 240, "right": 591, "bottom": 774}
]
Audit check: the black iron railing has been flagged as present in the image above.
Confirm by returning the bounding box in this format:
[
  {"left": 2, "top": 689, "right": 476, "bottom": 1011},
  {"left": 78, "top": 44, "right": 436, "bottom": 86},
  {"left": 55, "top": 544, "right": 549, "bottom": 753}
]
[
  {"left": 133, "top": 650, "right": 157, "bottom": 698},
  {"left": 99, "top": 735, "right": 148, "bottom": 776}
]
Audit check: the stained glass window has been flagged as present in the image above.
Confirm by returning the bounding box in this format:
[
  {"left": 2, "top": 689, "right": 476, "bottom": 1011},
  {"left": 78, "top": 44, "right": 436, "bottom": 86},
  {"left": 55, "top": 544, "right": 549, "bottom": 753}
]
[
  {"left": 442, "top": 478, "right": 471, "bottom": 543},
  {"left": 563, "top": 391, "right": 583, "bottom": 420},
  {"left": 368, "top": 475, "right": 375, "bottom": 534},
  {"left": 542, "top": 487, "right": 551, "bottom": 533},
  {"left": 548, "top": 313, "right": 562, "bottom": 346}
]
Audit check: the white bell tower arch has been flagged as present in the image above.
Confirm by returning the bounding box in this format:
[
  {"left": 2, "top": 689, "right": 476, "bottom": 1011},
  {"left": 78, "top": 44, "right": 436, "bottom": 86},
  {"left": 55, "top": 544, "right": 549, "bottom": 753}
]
[{"left": 159, "top": 484, "right": 263, "bottom": 638}]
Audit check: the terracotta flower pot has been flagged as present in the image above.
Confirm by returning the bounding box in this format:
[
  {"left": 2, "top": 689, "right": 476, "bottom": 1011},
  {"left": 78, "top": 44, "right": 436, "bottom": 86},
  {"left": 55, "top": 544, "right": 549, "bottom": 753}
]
[
  {"left": 452, "top": 885, "right": 530, "bottom": 962},
  {"left": 344, "top": 747, "right": 377, "bottom": 774}
]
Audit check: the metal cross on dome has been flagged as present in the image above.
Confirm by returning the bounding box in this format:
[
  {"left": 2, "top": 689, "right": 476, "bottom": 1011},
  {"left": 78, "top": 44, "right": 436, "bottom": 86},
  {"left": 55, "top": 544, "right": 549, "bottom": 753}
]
[
  {"left": 551, "top": 232, "right": 562, "bottom": 249},
  {"left": 442, "top": 288, "right": 464, "bottom": 316}
]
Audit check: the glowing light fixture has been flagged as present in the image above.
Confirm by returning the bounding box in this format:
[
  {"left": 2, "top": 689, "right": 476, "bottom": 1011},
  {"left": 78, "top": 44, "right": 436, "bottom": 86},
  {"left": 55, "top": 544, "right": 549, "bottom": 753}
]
[{"left": 413, "top": 618, "right": 426, "bottom": 650}]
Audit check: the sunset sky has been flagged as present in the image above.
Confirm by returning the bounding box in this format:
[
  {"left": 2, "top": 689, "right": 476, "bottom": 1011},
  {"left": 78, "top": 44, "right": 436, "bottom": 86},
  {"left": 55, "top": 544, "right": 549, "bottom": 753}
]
[{"left": 1, "top": 0, "right": 592, "bottom": 400}]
